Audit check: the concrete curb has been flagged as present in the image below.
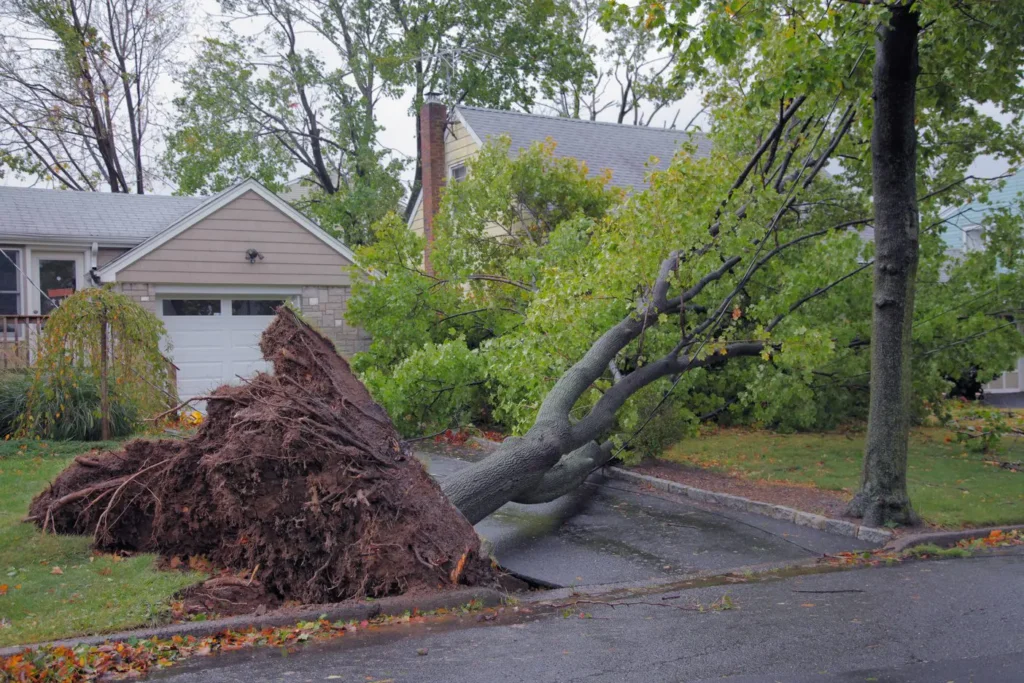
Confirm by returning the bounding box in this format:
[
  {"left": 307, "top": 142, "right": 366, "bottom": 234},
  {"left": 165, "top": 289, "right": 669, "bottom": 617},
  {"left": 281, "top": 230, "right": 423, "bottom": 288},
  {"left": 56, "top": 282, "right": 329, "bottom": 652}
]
[
  {"left": 885, "top": 525, "right": 1024, "bottom": 553},
  {"left": 0, "top": 587, "right": 505, "bottom": 657},
  {"left": 606, "top": 467, "right": 894, "bottom": 545}
]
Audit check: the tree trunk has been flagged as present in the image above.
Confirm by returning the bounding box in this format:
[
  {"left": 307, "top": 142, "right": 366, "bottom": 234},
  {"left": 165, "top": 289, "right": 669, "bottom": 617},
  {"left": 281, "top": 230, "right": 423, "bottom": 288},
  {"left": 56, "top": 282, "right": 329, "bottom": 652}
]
[{"left": 846, "top": 4, "right": 921, "bottom": 527}]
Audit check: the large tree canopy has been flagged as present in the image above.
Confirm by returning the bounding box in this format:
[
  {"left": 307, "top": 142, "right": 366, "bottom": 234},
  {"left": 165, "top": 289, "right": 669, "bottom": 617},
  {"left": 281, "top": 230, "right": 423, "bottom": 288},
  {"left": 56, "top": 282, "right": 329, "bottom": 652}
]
[
  {"left": 0, "top": 0, "right": 187, "bottom": 191},
  {"left": 162, "top": 0, "right": 594, "bottom": 243},
  {"left": 348, "top": 100, "right": 1024, "bottom": 472},
  {"left": 637, "top": 0, "right": 1024, "bottom": 524}
]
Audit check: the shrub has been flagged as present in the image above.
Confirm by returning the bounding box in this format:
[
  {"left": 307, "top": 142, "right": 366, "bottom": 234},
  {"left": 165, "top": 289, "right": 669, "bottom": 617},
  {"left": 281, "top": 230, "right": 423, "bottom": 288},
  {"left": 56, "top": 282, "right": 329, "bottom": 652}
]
[
  {"left": 0, "top": 371, "right": 30, "bottom": 437},
  {"left": 20, "top": 370, "right": 138, "bottom": 440}
]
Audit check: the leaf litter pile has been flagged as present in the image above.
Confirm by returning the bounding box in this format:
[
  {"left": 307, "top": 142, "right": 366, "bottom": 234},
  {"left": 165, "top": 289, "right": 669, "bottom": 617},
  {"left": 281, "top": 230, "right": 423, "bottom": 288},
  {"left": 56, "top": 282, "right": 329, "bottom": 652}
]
[{"left": 28, "top": 308, "right": 496, "bottom": 605}]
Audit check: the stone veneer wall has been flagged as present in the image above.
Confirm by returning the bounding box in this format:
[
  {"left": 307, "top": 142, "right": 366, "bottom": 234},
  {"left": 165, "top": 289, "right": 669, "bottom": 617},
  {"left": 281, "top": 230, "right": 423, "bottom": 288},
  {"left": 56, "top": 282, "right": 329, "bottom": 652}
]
[
  {"left": 116, "top": 283, "right": 370, "bottom": 357},
  {"left": 300, "top": 286, "right": 370, "bottom": 357},
  {"left": 118, "top": 283, "right": 158, "bottom": 315}
]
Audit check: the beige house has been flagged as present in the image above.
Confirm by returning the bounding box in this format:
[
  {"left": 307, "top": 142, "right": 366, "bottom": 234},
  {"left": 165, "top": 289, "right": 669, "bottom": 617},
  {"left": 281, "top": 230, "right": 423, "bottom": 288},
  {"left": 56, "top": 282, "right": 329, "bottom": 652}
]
[
  {"left": 0, "top": 179, "right": 368, "bottom": 401},
  {"left": 406, "top": 95, "right": 712, "bottom": 262}
]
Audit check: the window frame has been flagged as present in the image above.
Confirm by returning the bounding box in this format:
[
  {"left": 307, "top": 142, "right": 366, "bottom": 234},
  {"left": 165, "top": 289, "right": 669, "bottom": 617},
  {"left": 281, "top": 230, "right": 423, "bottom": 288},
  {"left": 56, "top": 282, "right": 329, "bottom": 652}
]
[
  {"left": 161, "top": 299, "right": 223, "bottom": 316},
  {"left": 231, "top": 299, "right": 286, "bottom": 316},
  {"left": 449, "top": 162, "right": 467, "bottom": 183},
  {"left": 0, "top": 247, "right": 21, "bottom": 316}
]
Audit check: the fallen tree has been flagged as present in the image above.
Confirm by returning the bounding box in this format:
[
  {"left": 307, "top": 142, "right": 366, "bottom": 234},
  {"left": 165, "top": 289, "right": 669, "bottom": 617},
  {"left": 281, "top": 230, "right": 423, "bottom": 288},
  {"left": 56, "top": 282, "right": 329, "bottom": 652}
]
[{"left": 30, "top": 309, "right": 496, "bottom": 603}]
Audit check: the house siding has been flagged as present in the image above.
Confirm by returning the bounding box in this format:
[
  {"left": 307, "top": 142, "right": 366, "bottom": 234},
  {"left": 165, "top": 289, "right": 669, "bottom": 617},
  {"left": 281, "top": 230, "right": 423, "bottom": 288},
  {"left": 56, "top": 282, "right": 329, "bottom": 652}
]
[
  {"left": 97, "top": 248, "right": 128, "bottom": 268},
  {"left": 410, "top": 119, "right": 480, "bottom": 237},
  {"left": 117, "top": 191, "right": 353, "bottom": 286}
]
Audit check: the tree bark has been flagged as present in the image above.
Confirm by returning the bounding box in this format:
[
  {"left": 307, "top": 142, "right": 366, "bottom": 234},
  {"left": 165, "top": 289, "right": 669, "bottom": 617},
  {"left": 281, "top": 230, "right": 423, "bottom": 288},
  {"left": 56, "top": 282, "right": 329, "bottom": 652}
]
[{"left": 846, "top": 4, "right": 921, "bottom": 527}]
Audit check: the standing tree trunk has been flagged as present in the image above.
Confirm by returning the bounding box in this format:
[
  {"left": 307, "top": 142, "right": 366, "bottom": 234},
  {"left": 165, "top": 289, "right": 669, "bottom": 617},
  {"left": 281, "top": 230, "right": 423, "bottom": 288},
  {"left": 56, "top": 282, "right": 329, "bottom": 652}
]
[{"left": 846, "top": 4, "right": 921, "bottom": 527}]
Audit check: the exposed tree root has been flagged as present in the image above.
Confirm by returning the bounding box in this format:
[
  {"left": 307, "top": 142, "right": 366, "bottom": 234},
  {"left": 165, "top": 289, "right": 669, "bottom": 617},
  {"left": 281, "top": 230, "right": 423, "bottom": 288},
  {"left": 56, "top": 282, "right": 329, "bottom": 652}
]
[{"left": 29, "top": 309, "right": 497, "bottom": 603}]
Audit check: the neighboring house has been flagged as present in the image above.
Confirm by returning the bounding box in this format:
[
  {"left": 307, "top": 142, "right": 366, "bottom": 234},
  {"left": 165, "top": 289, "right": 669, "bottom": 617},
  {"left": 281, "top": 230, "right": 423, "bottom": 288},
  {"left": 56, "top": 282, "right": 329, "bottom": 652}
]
[
  {"left": 944, "top": 169, "right": 1024, "bottom": 395},
  {"left": 406, "top": 94, "right": 712, "bottom": 262},
  {"left": 0, "top": 179, "right": 368, "bottom": 402}
]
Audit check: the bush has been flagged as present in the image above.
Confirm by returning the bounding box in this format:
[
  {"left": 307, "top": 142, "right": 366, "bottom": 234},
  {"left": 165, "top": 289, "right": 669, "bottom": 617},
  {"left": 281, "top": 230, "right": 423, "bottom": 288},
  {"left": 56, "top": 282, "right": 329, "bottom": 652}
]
[
  {"left": 0, "top": 371, "right": 30, "bottom": 437},
  {"left": 20, "top": 370, "right": 138, "bottom": 441}
]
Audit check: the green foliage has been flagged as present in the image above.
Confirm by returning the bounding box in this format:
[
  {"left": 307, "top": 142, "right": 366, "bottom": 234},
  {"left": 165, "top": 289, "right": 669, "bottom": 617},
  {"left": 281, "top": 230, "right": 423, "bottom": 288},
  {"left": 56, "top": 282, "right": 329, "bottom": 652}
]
[
  {"left": 0, "top": 371, "right": 31, "bottom": 437},
  {"left": 360, "top": 337, "right": 488, "bottom": 436},
  {"left": 19, "top": 288, "right": 173, "bottom": 441},
  {"left": 350, "top": 109, "right": 1024, "bottom": 442}
]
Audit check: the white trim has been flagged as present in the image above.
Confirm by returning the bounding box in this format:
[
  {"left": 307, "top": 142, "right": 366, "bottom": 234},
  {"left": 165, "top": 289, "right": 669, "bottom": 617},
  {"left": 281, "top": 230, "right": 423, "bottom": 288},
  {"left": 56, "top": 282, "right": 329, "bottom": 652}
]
[
  {"left": 0, "top": 247, "right": 24, "bottom": 315},
  {"left": 405, "top": 190, "right": 424, "bottom": 231},
  {"left": 154, "top": 284, "right": 303, "bottom": 296},
  {"left": 98, "top": 179, "right": 359, "bottom": 282},
  {"left": 0, "top": 235, "right": 140, "bottom": 249},
  {"left": 451, "top": 107, "right": 484, "bottom": 147}
]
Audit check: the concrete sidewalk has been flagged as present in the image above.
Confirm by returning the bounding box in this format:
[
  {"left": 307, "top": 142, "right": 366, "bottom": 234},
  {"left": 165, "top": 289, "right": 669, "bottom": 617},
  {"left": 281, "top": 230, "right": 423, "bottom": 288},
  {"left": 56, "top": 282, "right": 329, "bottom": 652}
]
[{"left": 425, "top": 452, "right": 874, "bottom": 588}]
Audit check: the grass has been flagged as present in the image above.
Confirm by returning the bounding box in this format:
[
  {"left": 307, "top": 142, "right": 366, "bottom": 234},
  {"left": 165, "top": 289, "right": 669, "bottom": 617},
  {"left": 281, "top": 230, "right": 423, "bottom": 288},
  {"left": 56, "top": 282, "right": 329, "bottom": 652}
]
[
  {"left": 0, "top": 439, "right": 204, "bottom": 648},
  {"left": 660, "top": 426, "right": 1024, "bottom": 529}
]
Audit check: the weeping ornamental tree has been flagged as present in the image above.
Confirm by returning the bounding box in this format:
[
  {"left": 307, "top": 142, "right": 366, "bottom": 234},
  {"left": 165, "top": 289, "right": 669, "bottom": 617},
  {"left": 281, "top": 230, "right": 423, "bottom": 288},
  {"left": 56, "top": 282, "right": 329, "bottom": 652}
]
[
  {"left": 19, "top": 288, "right": 173, "bottom": 441},
  {"left": 350, "top": 92, "right": 1024, "bottom": 525}
]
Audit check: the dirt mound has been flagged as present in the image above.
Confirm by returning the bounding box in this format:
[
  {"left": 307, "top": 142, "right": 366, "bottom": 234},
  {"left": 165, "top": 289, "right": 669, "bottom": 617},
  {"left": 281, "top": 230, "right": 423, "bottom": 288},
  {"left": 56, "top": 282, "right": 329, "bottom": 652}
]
[{"left": 30, "top": 309, "right": 496, "bottom": 603}]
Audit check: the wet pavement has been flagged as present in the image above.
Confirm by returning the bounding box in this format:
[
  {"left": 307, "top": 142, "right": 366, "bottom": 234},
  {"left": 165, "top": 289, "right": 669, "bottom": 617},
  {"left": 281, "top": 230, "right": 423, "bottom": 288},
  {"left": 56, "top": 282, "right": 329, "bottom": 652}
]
[
  {"left": 422, "top": 452, "right": 874, "bottom": 588},
  {"left": 151, "top": 550, "right": 1024, "bottom": 682}
]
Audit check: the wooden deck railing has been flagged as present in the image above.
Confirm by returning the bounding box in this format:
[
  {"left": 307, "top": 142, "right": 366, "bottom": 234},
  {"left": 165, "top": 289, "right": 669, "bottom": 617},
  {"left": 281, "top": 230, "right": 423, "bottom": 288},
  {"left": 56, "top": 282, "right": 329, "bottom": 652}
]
[{"left": 0, "top": 315, "right": 47, "bottom": 370}]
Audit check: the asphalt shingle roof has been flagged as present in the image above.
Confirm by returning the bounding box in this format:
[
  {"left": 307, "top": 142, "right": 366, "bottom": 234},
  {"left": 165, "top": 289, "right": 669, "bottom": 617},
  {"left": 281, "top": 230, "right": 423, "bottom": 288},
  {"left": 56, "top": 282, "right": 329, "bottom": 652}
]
[
  {"left": 0, "top": 186, "right": 209, "bottom": 244},
  {"left": 457, "top": 106, "right": 713, "bottom": 190}
]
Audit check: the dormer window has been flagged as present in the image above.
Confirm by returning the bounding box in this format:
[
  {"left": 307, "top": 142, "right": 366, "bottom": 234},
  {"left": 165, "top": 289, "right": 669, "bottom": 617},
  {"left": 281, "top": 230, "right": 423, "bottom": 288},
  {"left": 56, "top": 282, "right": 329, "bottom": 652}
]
[{"left": 449, "top": 163, "right": 467, "bottom": 183}]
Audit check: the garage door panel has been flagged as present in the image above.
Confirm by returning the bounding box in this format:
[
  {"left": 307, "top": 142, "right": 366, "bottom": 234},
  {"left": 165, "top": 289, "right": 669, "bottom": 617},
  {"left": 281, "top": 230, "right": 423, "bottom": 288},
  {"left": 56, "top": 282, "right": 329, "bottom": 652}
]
[
  {"left": 166, "top": 329, "right": 229, "bottom": 351},
  {"left": 160, "top": 295, "right": 290, "bottom": 402},
  {"left": 175, "top": 361, "right": 226, "bottom": 380},
  {"left": 231, "top": 359, "right": 271, "bottom": 378}
]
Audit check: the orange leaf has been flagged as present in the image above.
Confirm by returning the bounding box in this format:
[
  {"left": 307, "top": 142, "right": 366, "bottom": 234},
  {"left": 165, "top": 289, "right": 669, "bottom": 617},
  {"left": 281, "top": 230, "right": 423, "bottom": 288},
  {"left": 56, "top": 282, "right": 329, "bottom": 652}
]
[
  {"left": 50, "top": 566, "right": 63, "bottom": 575},
  {"left": 732, "top": 307, "right": 742, "bottom": 320},
  {"left": 0, "top": 584, "right": 7, "bottom": 595}
]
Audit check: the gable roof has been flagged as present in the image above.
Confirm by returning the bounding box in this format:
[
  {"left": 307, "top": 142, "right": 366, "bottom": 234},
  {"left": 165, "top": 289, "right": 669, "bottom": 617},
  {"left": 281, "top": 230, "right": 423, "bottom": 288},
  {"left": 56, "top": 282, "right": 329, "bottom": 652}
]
[
  {"left": 98, "top": 179, "right": 358, "bottom": 281},
  {"left": 0, "top": 186, "right": 207, "bottom": 245},
  {"left": 455, "top": 106, "right": 712, "bottom": 190}
]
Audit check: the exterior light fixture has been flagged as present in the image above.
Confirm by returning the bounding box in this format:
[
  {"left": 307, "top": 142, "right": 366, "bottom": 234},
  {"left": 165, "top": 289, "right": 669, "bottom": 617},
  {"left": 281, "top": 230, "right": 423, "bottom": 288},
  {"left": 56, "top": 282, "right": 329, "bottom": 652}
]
[{"left": 245, "top": 248, "right": 264, "bottom": 264}]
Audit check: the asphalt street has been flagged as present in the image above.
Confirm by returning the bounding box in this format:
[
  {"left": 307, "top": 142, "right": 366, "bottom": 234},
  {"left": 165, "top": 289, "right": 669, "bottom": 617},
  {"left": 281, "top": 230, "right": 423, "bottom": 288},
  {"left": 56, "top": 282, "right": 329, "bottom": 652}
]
[{"left": 151, "top": 550, "right": 1024, "bottom": 683}]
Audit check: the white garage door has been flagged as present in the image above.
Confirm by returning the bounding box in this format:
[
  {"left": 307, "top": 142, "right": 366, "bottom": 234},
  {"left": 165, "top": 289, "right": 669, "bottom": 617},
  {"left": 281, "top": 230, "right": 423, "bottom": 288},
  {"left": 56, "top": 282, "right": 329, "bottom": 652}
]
[{"left": 160, "top": 297, "right": 289, "bottom": 401}]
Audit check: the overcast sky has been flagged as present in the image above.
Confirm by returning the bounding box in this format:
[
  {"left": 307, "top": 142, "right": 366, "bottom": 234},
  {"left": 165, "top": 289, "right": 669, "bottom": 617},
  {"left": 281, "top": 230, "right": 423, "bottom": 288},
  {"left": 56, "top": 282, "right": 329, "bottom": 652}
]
[{"left": 0, "top": 1, "right": 1007, "bottom": 194}]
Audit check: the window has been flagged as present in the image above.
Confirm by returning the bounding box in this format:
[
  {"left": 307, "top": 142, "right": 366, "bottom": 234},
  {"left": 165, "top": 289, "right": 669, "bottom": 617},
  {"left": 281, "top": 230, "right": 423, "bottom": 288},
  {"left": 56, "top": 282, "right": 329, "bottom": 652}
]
[
  {"left": 162, "top": 299, "right": 221, "bottom": 316},
  {"left": 0, "top": 249, "right": 19, "bottom": 315},
  {"left": 39, "top": 259, "right": 76, "bottom": 315},
  {"left": 232, "top": 300, "right": 284, "bottom": 316},
  {"left": 449, "top": 163, "right": 467, "bottom": 183}
]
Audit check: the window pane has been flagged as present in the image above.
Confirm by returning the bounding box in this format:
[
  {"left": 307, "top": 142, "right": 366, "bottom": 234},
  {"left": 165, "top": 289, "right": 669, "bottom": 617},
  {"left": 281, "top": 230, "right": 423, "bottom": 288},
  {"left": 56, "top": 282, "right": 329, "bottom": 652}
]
[
  {"left": 39, "top": 259, "right": 76, "bottom": 315},
  {"left": 0, "top": 293, "right": 16, "bottom": 315},
  {"left": 232, "top": 299, "right": 284, "bottom": 316},
  {"left": 450, "top": 164, "right": 467, "bottom": 182},
  {"left": 162, "top": 299, "right": 221, "bottom": 316},
  {"left": 0, "top": 251, "right": 18, "bottom": 293}
]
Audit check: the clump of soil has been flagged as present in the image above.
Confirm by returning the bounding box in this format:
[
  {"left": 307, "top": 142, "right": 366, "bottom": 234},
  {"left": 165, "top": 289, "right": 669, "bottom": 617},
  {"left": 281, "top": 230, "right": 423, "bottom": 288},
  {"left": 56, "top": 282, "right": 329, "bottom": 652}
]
[{"left": 30, "top": 308, "right": 496, "bottom": 603}]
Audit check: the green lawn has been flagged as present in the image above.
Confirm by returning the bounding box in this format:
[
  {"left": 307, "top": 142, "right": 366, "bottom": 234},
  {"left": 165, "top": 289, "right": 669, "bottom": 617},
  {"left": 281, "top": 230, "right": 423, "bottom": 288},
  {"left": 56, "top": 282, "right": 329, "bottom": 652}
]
[
  {"left": 660, "top": 427, "right": 1024, "bottom": 529},
  {"left": 0, "top": 440, "right": 203, "bottom": 647}
]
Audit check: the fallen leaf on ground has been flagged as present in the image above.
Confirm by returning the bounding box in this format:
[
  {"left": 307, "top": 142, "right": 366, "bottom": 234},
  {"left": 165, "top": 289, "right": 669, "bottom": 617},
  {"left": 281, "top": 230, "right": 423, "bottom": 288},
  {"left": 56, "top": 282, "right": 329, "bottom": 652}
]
[{"left": 49, "top": 566, "right": 63, "bottom": 575}]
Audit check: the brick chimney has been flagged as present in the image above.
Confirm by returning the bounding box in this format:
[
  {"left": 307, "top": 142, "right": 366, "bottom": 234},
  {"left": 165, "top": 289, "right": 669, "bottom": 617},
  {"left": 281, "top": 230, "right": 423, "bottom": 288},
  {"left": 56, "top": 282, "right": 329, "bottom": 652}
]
[{"left": 419, "top": 92, "right": 447, "bottom": 274}]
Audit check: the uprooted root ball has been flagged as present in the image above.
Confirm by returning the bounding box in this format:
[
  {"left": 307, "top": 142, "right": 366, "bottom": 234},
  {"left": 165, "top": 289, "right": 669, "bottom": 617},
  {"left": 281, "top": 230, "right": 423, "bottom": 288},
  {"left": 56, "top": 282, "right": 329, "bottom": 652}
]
[{"left": 29, "top": 308, "right": 496, "bottom": 603}]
